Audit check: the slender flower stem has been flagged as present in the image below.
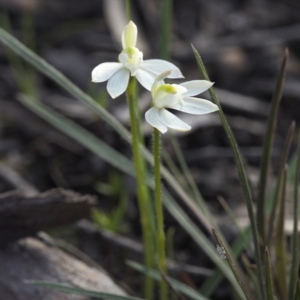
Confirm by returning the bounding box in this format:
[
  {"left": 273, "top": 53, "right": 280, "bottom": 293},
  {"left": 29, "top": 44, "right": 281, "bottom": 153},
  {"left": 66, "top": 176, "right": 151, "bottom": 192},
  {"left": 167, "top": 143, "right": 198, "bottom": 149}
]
[
  {"left": 127, "top": 77, "right": 154, "bottom": 300},
  {"left": 153, "top": 128, "right": 168, "bottom": 300}
]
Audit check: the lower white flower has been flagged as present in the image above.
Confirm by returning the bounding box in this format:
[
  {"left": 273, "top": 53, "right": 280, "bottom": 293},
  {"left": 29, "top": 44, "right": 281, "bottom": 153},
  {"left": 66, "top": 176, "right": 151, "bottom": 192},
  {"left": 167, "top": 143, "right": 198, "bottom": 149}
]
[
  {"left": 91, "top": 21, "right": 183, "bottom": 99},
  {"left": 145, "top": 71, "right": 219, "bottom": 134}
]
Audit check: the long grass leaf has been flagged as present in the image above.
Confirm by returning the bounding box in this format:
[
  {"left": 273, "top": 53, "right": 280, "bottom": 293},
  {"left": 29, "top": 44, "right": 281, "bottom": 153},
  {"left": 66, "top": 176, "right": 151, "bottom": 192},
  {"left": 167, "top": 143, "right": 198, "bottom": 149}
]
[
  {"left": 169, "top": 133, "right": 205, "bottom": 209},
  {"left": 267, "top": 122, "right": 295, "bottom": 242},
  {"left": 19, "top": 96, "right": 135, "bottom": 175},
  {"left": 265, "top": 247, "right": 275, "bottom": 300},
  {"left": 288, "top": 132, "right": 300, "bottom": 300},
  {"left": 163, "top": 189, "right": 246, "bottom": 300},
  {"left": 28, "top": 281, "right": 144, "bottom": 300},
  {"left": 127, "top": 261, "right": 208, "bottom": 300},
  {"left": 192, "top": 45, "right": 265, "bottom": 299},
  {"left": 212, "top": 229, "right": 254, "bottom": 300},
  {"left": 159, "top": 0, "right": 172, "bottom": 60},
  {"left": 257, "top": 50, "right": 288, "bottom": 245},
  {"left": 199, "top": 227, "right": 251, "bottom": 297},
  {"left": 275, "top": 165, "right": 288, "bottom": 300}
]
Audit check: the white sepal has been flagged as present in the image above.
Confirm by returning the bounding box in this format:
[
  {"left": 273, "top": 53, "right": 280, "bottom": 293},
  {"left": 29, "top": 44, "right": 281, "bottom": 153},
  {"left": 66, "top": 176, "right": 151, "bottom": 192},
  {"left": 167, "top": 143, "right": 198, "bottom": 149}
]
[
  {"left": 159, "top": 109, "right": 191, "bottom": 132},
  {"left": 92, "top": 63, "right": 123, "bottom": 82},
  {"left": 135, "top": 68, "right": 157, "bottom": 91},
  {"left": 145, "top": 107, "right": 168, "bottom": 133},
  {"left": 141, "top": 59, "right": 183, "bottom": 78},
  {"left": 180, "top": 80, "right": 214, "bottom": 97},
  {"left": 172, "top": 96, "right": 219, "bottom": 114},
  {"left": 107, "top": 68, "right": 130, "bottom": 98}
]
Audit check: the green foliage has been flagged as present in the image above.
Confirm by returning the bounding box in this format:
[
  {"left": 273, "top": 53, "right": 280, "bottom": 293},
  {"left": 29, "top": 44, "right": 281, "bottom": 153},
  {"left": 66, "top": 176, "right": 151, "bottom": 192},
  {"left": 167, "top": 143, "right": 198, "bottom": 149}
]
[
  {"left": 92, "top": 173, "right": 128, "bottom": 233},
  {"left": 1, "top": 6, "right": 300, "bottom": 300}
]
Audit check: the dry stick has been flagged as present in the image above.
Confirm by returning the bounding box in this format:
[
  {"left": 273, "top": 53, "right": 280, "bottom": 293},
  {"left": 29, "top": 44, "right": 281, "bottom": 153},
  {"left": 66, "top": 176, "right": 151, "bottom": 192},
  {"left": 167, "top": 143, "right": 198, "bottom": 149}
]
[
  {"left": 257, "top": 49, "right": 289, "bottom": 247},
  {"left": 192, "top": 45, "right": 265, "bottom": 299}
]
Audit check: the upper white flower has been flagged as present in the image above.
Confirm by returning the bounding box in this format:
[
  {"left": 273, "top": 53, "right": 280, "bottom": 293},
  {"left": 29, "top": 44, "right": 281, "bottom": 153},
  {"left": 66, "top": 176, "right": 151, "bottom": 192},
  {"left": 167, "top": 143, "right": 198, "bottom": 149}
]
[
  {"left": 91, "top": 21, "right": 183, "bottom": 99},
  {"left": 145, "top": 71, "right": 219, "bottom": 134}
]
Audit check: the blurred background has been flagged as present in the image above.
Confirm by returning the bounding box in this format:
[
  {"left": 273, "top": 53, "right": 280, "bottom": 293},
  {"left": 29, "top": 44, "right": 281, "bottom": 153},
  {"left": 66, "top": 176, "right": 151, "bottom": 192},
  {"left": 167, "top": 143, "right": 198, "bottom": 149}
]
[{"left": 0, "top": 0, "right": 300, "bottom": 298}]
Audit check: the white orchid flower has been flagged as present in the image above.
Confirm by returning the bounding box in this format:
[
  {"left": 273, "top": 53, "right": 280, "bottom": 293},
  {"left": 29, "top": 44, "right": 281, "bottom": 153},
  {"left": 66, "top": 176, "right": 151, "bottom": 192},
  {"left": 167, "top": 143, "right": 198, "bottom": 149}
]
[
  {"left": 145, "top": 71, "right": 219, "bottom": 134},
  {"left": 91, "top": 21, "right": 183, "bottom": 99}
]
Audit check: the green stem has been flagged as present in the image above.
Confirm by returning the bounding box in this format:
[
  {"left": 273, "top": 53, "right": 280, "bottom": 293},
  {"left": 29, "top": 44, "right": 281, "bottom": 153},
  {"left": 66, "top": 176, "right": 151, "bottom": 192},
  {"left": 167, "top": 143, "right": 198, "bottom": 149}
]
[
  {"left": 154, "top": 128, "right": 168, "bottom": 300},
  {"left": 127, "top": 77, "right": 154, "bottom": 300}
]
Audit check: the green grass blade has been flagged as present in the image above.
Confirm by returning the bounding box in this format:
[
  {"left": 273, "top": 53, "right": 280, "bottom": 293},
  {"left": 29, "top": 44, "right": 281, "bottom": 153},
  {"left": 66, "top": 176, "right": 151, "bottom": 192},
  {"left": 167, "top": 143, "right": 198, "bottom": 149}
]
[
  {"left": 267, "top": 122, "right": 295, "bottom": 243},
  {"left": 28, "top": 281, "right": 144, "bottom": 300},
  {"left": 296, "top": 280, "right": 300, "bottom": 299},
  {"left": 275, "top": 165, "right": 288, "bottom": 300},
  {"left": 217, "top": 196, "right": 244, "bottom": 236},
  {"left": 163, "top": 189, "right": 246, "bottom": 300},
  {"left": 169, "top": 133, "right": 205, "bottom": 209},
  {"left": 162, "top": 149, "right": 187, "bottom": 189},
  {"left": 0, "top": 14, "right": 36, "bottom": 96},
  {"left": 199, "top": 227, "right": 251, "bottom": 297},
  {"left": 192, "top": 44, "right": 265, "bottom": 299},
  {"left": 288, "top": 132, "right": 300, "bottom": 300},
  {"left": 202, "top": 145, "right": 300, "bottom": 297},
  {"left": 0, "top": 26, "right": 132, "bottom": 144},
  {"left": 257, "top": 50, "right": 288, "bottom": 245},
  {"left": 159, "top": 0, "right": 172, "bottom": 60},
  {"left": 127, "top": 261, "right": 208, "bottom": 300},
  {"left": 212, "top": 229, "right": 254, "bottom": 300},
  {"left": 19, "top": 96, "right": 135, "bottom": 175},
  {"left": 265, "top": 247, "right": 275, "bottom": 300}
]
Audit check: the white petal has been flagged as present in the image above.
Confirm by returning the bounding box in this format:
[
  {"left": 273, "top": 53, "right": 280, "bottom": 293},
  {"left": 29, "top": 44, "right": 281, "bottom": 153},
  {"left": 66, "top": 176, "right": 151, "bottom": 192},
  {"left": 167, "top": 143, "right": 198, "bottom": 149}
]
[
  {"left": 145, "top": 107, "right": 168, "bottom": 133},
  {"left": 159, "top": 109, "right": 191, "bottom": 132},
  {"left": 92, "top": 62, "right": 123, "bottom": 82},
  {"left": 107, "top": 68, "right": 130, "bottom": 98},
  {"left": 180, "top": 80, "right": 214, "bottom": 97},
  {"left": 141, "top": 59, "right": 183, "bottom": 78},
  {"left": 172, "top": 97, "right": 219, "bottom": 114},
  {"left": 122, "top": 21, "right": 137, "bottom": 49},
  {"left": 135, "top": 68, "right": 157, "bottom": 91}
]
